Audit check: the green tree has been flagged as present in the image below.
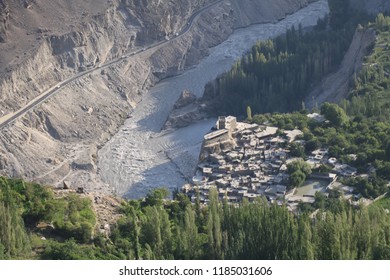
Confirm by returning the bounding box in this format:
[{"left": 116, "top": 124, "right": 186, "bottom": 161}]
[
  {"left": 328, "top": 0, "right": 350, "bottom": 29},
  {"left": 373, "top": 245, "right": 390, "bottom": 260},
  {"left": 321, "top": 102, "right": 349, "bottom": 127},
  {"left": 288, "top": 160, "right": 312, "bottom": 189},
  {"left": 42, "top": 239, "right": 98, "bottom": 260},
  {"left": 297, "top": 217, "right": 314, "bottom": 259},
  {"left": 246, "top": 106, "right": 253, "bottom": 121},
  {"left": 144, "top": 188, "right": 169, "bottom": 207},
  {"left": 179, "top": 205, "right": 199, "bottom": 259},
  {"left": 290, "top": 142, "right": 305, "bottom": 158},
  {"left": 0, "top": 178, "right": 31, "bottom": 257},
  {"left": 385, "top": 141, "right": 390, "bottom": 161},
  {"left": 289, "top": 170, "right": 306, "bottom": 188},
  {"left": 0, "top": 243, "right": 5, "bottom": 260},
  {"left": 287, "top": 160, "right": 312, "bottom": 176},
  {"left": 207, "top": 188, "right": 223, "bottom": 259}
]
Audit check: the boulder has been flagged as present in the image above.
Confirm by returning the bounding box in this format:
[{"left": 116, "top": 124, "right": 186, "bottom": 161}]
[
  {"left": 63, "top": 180, "right": 71, "bottom": 189},
  {"left": 173, "top": 90, "right": 197, "bottom": 109}
]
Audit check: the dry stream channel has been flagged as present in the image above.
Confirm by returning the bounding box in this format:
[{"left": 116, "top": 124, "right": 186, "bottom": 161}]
[{"left": 98, "top": 0, "right": 329, "bottom": 199}]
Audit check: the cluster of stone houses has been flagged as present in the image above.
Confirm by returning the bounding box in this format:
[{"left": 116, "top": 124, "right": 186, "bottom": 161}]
[
  {"left": 182, "top": 116, "right": 370, "bottom": 211},
  {"left": 184, "top": 116, "right": 304, "bottom": 205},
  {"left": 306, "top": 148, "right": 358, "bottom": 177}
]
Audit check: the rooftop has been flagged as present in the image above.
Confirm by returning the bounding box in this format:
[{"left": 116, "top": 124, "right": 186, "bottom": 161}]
[
  {"left": 307, "top": 113, "right": 325, "bottom": 122},
  {"left": 255, "top": 126, "right": 278, "bottom": 138},
  {"left": 284, "top": 129, "right": 303, "bottom": 142},
  {"left": 204, "top": 129, "right": 229, "bottom": 141}
]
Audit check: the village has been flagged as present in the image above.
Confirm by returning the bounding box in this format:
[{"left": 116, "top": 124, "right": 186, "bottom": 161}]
[{"left": 182, "top": 116, "right": 370, "bottom": 213}]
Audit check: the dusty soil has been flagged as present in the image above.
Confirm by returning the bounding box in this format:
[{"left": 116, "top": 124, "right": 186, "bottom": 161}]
[{"left": 0, "top": 0, "right": 109, "bottom": 73}]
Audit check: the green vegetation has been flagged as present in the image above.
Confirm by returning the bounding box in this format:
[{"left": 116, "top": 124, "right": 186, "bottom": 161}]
[
  {"left": 0, "top": 177, "right": 96, "bottom": 259},
  {"left": 204, "top": 0, "right": 370, "bottom": 116},
  {"left": 1, "top": 178, "right": 390, "bottom": 260},
  {"left": 3, "top": 2, "right": 390, "bottom": 262},
  {"left": 36, "top": 187, "right": 388, "bottom": 260},
  {"left": 321, "top": 102, "right": 349, "bottom": 127},
  {"left": 328, "top": 0, "right": 350, "bottom": 29},
  {"left": 205, "top": 25, "right": 351, "bottom": 115},
  {"left": 0, "top": 178, "right": 31, "bottom": 259},
  {"left": 372, "top": 195, "right": 390, "bottom": 209},
  {"left": 287, "top": 160, "right": 312, "bottom": 189},
  {"left": 246, "top": 105, "right": 252, "bottom": 121},
  {"left": 70, "top": 188, "right": 390, "bottom": 260},
  {"left": 242, "top": 14, "right": 390, "bottom": 200}
]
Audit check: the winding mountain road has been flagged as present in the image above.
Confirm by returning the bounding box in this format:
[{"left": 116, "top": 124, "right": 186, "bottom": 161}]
[{"left": 0, "top": 0, "right": 224, "bottom": 130}]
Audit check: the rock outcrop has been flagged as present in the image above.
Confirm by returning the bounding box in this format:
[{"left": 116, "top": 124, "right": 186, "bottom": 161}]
[
  {"left": 230, "top": 0, "right": 317, "bottom": 27},
  {"left": 119, "top": 0, "right": 214, "bottom": 44},
  {"left": 0, "top": 0, "right": 9, "bottom": 43},
  {"left": 174, "top": 90, "right": 197, "bottom": 109},
  {"left": 163, "top": 90, "right": 208, "bottom": 130}
]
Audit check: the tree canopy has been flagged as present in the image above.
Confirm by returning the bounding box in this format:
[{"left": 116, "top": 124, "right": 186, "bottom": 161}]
[{"left": 321, "top": 102, "right": 349, "bottom": 127}]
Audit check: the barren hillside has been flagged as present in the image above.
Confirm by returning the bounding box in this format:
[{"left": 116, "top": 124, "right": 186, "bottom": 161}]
[
  {"left": 0, "top": 0, "right": 109, "bottom": 72},
  {"left": 230, "top": 0, "right": 316, "bottom": 27}
]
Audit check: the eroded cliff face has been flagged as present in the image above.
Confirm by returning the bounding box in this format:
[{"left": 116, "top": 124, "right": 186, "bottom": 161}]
[
  {"left": 230, "top": 0, "right": 316, "bottom": 27},
  {"left": 0, "top": 0, "right": 319, "bottom": 194},
  {"left": 0, "top": 0, "right": 211, "bottom": 115},
  {"left": 120, "top": 0, "right": 214, "bottom": 43},
  {"left": 0, "top": 0, "right": 9, "bottom": 43}
]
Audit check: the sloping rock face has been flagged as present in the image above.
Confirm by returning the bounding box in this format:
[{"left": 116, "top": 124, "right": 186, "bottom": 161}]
[
  {"left": 119, "top": 0, "right": 214, "bottom": 43},
  {"left": 0, "top": 0, "right": 320, "bottom": 194},
  {"left": 230, "top": 0, "right": 316, "bottom": 27},
  {"left": 174, "top": 90, "right": 197, "bottom": 109},
  {"left": 0, "top": 0, "right": 216, "bottom": 114},
  {"left": 163, "top": 90, "right": 207, "bottom": 130},
  {"left": 0, "top": 0, "right": 9, "bottom": 43}
]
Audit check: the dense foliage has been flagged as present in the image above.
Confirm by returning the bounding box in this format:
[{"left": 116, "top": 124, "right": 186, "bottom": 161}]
[
  {"left": 0, "top": 177, "right": 96, "bottom": 259},
  {"left": 246, "top": 15, "right": 390, "bottom": 199},
  {"left": 97, "top": 188, "right": 390, "bottom": 260},
  {"left": 0, "top": 178, "right": 31, "bottom": 259},
  {"left": 1, "top": 179, "right": 390, "bottom": 260},
  {"left": 204, "top": 0, "right": 368, "bottom": 116},
  {"left": 287, "top": 160, "right": 312, "bottom": 189}
]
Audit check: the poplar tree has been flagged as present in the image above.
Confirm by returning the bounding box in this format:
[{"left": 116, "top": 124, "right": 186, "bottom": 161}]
[
  {"left": 0, "top": 178, "right": 31, "bottom": 258},
  {"left": 207, "top": 188, "right": 222, "bottom": 259}
]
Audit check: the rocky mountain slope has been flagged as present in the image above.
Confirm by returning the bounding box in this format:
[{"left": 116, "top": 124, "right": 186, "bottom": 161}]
[
  {"left": 230, "top": 0, "right": 316, "bottom": 27},
  {"left": 0, "top": 0, "right": 9, "bottom": 43},
  {"left": 0, "top": 0, "right": 319, "bottom": 195}
]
